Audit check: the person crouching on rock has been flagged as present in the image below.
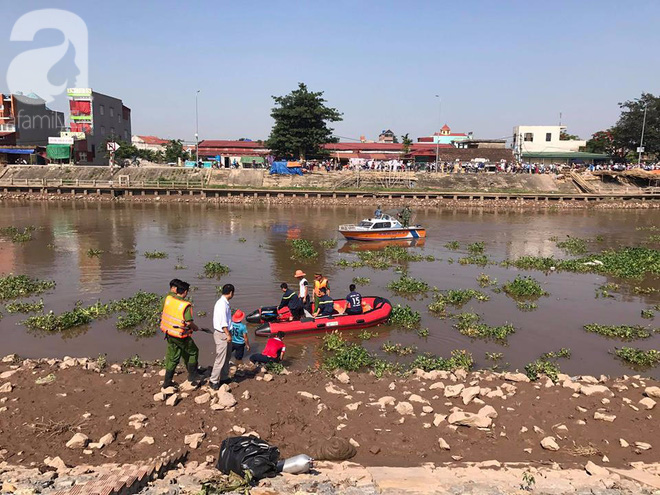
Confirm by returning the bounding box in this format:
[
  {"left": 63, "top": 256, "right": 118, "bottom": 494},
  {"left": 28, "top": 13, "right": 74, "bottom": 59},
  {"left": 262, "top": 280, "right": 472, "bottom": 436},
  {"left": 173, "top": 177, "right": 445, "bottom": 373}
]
[
  {"left": 160, "top": 279, "right": 200, "bottom": 390},
  {"left": 249, "top": 331, "right": 286, "bottom": 365}
]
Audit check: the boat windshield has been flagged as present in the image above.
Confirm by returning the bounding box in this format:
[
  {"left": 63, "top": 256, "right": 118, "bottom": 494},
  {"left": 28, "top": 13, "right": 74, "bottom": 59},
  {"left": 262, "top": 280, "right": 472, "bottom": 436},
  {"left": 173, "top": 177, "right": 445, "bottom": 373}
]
[{"left": 358, "top": 221, "right": 373, "bottom": 228}]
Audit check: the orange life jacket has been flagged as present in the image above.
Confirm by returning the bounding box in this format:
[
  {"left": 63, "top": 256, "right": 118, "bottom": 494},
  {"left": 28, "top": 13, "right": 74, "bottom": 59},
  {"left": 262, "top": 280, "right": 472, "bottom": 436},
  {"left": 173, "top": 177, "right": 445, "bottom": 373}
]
[
  {"left": 314, "top": 278, "right": 328, "bottom": 297},
  {"left": 160, "top": 294, "right": 193, "bottom": 338}
]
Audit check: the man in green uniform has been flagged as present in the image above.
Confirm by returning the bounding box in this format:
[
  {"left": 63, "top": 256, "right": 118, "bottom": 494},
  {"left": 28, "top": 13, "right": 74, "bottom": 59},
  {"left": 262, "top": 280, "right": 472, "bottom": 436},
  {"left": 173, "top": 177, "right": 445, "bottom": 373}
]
[{"left": 161, "top": 279, "right": 200, "bottom": 389}]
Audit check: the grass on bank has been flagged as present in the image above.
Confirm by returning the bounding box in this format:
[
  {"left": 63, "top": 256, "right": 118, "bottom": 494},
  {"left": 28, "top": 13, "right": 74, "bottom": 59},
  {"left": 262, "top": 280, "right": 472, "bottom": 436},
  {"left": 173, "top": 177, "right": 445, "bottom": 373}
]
[{"left": 524, "top": 348, "right": 572, "bottom": 382}]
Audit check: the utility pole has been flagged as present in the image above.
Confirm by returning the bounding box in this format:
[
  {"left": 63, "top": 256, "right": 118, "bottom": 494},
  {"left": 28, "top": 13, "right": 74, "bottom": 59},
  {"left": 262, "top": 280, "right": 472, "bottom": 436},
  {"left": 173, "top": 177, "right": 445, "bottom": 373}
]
[
  {"left": 195, "top": 90, "right": 201, "bottom": 166},
  {"left": 638, "top": 103, "right": 648, "bottom": 167},
  {"left": 435, "top": 95, "right": 441, "bottom": 172}
]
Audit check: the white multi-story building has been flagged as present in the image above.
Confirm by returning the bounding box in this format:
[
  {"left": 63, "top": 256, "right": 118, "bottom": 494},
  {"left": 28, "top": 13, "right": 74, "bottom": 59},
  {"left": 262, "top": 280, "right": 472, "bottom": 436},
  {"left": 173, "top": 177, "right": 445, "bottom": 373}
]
[{"left": 510, "top": 125, "right": 607, "bottom": 165}]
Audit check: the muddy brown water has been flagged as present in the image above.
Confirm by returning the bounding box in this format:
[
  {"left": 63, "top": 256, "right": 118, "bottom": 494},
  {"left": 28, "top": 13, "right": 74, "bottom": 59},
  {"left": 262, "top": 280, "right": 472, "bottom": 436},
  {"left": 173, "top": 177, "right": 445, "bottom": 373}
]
[{"left": 1, "top": 200, "right": 659, "bottom": 378}]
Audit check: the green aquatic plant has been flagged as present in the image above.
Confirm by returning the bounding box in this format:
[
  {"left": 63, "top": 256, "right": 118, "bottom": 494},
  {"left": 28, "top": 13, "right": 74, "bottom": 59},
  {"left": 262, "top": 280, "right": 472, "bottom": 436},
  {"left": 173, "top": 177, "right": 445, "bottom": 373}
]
[
  {"left": 381, "top": 341, "right": 417, "bottom": 356},
  {"left": 457, "top": 254, "right": 489, "bottom": 266},
  {"left": 613, "top": 347, "right": 660, "bottom": 368},
  {"left": 5, "top": 299, "right": 44, "bottom": 314},
  {"left": 477, "top": 273, "right": 497, "bottom": 287},
  {"left": 122, "top": 354, "right": 148, "bottom": 370},
  {"left": 109, "top": 291, "right": 162, "bottom": 337},
  {"left": 641, "top": 309, "right": 655, "bottom": 319},
  {"left": 0, "top": 275, "right": 56, "bottom": 300},
  {"left": 556, "top": 236, "right": 588, "bottom": 255},
  {"left": 388, "top": 304, "right": 421, "bottom": 328},
  {"left": 595, "top": 283, "right": 619, "bottom": 298},
  {"left": 320, "top": 238, "right": 338, "bottom": 249},
  {"left": 467, "top": 241, "right": 485, "bottom": 255},
  {"left": 387, "top": 274, "right": 430, "bottom": 295},
  {"left": 86, "top": 248, "right": 103, "bottom": 257},
  {"left": 416, "top": 327, "right": 430, "bottom": 338},
  {"left": 485, "top": 352, "right": 503, "bottom": 362},
  {"left": 444, "top": 241, "right": 460, "bottom": 250},
  {"left": 289, "top": 239, "right": 318, "bottom": 260},
  {"left": 503, "top": 247, "right": 660, "bottom": 280},
  {"left": 265, "top": 361, "right": 286, "bottom": 375},
  {"left": 357, "top": 330, "right": 378, "bottom": 340},
  {"left": 453, "top": 312, "right": 515, "bottom": 343},
  {"left": 502, "top": 275, "right": 547, "bottom": 299},
  {"left": 143, "top": 250, "right": 168, "bottom": 259},
  {"left": 238, "top": 237, "right": 247, "bottom": 243},
  {"left": 204, "top": 261, "right": 230, "bottom": 278},
  {"left": 516, "top": 301, "right": 538, "bottom": 312},
  {"left": 525, "top": 348, "right": 571, "bottom": 382},
  {"left": 443, "top": 289, "right": 490, "bottom": 306},
  {"left": 409, "top": 349, "right": 474, "bottom": 372},
  {"left": 322, "top": 331, "right": 374, "bottom": 372},
  {"left": 23, "top": 301, "right": 110, "bottom": 333},
  {"left": 583, "top": 324, "right": 652, "bottom": 340},
  {"left": 633, "top": 286, "right": 658, "bottom": 295},
  {"left": 352, "top": 276, "right": 371, "bottom": 285}
]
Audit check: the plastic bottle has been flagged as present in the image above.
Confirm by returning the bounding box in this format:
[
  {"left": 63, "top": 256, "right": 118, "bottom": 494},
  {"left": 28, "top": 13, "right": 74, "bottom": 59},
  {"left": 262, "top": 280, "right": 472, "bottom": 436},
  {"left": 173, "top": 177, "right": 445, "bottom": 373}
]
[{"left": 277, "top": 454, "right": 314, "bottom": 474}]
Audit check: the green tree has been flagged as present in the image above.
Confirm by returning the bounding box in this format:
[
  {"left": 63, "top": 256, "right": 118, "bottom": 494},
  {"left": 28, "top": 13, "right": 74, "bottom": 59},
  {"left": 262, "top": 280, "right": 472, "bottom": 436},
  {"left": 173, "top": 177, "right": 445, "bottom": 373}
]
[
  {"left": 585, "top": 130, "right": 617, "bottom": 156},
  {"left": 559, "top": 130, "right": 580, "bottom": 141},
  {"left": 164, "top": 139, "right": 189, "bottom": 164},
  {"left": 266, "top": 83, "right": 343, "bottom": 160},
  {"left": 611, "top": 93, "right": 660, "bottom": 159},
  {"left": 401, "top": 133, "right": 413, "bottom": 155}
]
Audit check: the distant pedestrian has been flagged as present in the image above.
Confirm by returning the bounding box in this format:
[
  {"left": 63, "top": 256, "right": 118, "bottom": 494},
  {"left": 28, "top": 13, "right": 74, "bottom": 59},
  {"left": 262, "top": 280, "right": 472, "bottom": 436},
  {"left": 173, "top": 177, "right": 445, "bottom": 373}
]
[{"left": 210, "top": 283, "right": 235, "bottom": 389}]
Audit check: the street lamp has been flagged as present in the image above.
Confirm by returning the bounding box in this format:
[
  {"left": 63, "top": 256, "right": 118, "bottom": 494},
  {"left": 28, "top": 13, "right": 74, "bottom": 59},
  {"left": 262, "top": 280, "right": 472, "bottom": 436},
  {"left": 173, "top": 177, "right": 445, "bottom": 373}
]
[
  {"left": 435, "top": 95, "right": 441, "bottom": 172},
  {"left": 195, "top": 90, "right": 201, "bottom": 166}
]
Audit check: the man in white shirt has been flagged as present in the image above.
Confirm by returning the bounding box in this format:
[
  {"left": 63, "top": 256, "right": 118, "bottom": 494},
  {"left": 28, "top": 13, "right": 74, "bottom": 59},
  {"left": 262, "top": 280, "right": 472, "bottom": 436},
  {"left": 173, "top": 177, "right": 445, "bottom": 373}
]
[
  {"left": 295, "top": 269, "right": 310, "bottom": 314},
  {"left": 210, "top": 283, "right": 234, "bottom": 389}
]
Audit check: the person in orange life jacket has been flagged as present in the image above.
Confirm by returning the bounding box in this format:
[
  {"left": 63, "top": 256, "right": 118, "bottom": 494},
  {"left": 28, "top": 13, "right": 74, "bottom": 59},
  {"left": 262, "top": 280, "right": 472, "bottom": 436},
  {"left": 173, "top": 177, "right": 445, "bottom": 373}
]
[
  {"left": 161, "top": 279, "right": 200, "bottom": 390},
  {"left": 313, "top": 287, "right": 334, "bottom": 317},
  {"left": 279, "top": 282, "right": 303, "bottom": 320},
  {"left": 345, "top": 284, "right": 363, "bottom": 315},
  {"left": 313, "top": 272, "right": 330, "bottom": 309},
  {"left": 249, "top": 331, "right": 286, "bottom": 364}
]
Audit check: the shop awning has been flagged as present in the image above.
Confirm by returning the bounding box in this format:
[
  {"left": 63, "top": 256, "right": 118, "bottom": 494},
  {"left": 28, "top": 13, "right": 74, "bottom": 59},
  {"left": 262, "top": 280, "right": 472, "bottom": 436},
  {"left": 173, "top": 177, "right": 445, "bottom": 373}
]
[
  {"left": 46, "top": 144, "right": 71, "bottom": 159},
  {"left": 0, "top": 148, "right": 34, "bottom": 154}
]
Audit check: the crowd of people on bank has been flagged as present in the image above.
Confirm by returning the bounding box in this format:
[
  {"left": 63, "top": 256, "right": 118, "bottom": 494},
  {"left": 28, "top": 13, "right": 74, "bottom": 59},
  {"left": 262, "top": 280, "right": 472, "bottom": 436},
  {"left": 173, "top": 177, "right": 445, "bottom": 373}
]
[{"left": 160, "top": 273, "right": 364, "bottom": 391}]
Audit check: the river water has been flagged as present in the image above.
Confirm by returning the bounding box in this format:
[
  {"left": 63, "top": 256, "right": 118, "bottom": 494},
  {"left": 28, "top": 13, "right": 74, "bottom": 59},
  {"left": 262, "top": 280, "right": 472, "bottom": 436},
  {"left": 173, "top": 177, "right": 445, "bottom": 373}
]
[{"left": 1, "top": 200, "right": 659, "bottom": 378}]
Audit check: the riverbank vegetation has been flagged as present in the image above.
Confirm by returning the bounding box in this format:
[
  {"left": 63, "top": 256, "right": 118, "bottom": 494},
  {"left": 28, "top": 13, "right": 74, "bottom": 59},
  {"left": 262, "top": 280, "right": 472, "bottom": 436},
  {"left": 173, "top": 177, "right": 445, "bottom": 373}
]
[{"left": 524, "top": 348, "right": 572, "bottom": 381}]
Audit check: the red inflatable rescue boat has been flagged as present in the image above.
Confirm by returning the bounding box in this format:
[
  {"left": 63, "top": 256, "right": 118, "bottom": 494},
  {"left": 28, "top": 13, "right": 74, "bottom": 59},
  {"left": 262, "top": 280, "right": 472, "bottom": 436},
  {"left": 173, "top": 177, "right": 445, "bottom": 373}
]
[{"left": 254, "top": 296, "right": 392, "bottom": 336}]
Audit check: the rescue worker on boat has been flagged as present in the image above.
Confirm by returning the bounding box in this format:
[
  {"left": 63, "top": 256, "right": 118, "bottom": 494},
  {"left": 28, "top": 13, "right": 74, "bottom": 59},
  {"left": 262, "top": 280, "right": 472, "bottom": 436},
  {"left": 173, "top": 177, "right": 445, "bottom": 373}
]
[
  {"left": 313, "top": 287, "right": 334, "bottom": 318},
  {"left": 313, "top": 272, "right": 330, "bottom": 311},
  {"left": 279, "top": 282, "right": 304, "bottom": 321},
  {"left": 160, "top": 279, "right": 200, "bottom": 390},
  {"left": 345, "top": 283, "right": 363, "bottom": 315},
  {"left": 295, "top": 269, "right": 311, "bottom": 314}
]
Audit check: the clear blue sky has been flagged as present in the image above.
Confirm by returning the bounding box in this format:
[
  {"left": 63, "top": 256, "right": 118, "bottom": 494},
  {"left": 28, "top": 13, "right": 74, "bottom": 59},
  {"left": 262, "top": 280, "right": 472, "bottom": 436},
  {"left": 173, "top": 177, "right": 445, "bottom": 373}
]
[{"left": 1, "top": 0, "right": 659, "bottom": 143}]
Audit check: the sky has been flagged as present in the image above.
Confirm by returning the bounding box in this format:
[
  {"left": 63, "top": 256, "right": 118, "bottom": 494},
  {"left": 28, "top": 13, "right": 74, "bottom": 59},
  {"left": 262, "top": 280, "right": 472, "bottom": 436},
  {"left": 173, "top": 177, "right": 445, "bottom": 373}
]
[{"left": 1, "top": 0, "right": 659, "bottom": 143}]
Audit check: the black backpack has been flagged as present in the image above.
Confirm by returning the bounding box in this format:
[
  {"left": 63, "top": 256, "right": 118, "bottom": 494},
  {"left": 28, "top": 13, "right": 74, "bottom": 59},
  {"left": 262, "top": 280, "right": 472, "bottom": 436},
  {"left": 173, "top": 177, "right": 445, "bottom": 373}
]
[{"left": 216, "top": 436, "right": 280, "bottom": 481}]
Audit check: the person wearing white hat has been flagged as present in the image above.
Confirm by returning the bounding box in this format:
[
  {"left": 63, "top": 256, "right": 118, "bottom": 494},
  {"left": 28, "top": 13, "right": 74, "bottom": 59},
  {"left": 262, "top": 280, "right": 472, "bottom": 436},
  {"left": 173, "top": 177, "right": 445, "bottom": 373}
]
[{"left": 295, "top": 269, "right": 311, "bottom": 314}]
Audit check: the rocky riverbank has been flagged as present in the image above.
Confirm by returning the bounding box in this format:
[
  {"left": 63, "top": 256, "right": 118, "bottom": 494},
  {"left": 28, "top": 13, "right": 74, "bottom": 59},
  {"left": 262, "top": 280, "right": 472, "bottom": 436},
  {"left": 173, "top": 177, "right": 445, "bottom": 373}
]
[{"left": 1, "top": 191, "right": 660, "bottom": 210}]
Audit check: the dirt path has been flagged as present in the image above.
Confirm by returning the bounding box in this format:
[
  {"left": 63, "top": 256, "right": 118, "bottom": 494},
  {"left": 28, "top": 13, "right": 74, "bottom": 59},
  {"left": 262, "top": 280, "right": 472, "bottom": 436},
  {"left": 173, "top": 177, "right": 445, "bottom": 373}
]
[{"left": 0, "top": 355, "right": 658, "bottom": 471}]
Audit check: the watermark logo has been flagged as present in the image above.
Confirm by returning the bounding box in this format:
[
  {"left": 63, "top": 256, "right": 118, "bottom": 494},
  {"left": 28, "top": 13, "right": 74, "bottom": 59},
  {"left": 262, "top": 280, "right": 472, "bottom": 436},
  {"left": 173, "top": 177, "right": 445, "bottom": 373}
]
[{"left": 7, "top": 9, "right": 88, "bottom": 105}]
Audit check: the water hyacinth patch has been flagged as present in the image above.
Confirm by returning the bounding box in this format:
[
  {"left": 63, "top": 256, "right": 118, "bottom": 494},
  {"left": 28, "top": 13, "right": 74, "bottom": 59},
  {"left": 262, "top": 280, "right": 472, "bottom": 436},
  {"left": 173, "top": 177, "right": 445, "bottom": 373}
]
[
  {"left": 555, "top": 236, "right": 588, "bottom": 255},
  {"left": 381, "top": 341, "right": 417, "bottom": 356},
  {"left": 453, "top": 312, "right": 515, "bottom": 343},
  {"left": 409, "top": 349, "right": 474, "bottom": 372},
  {"left": 387, "top": 274, "right": 430, "bottom": 295},
  {"left": 458, "top": 254, "right": 490, "bottom": 266},
  {"left": 289, "top": 239, "right": 318, "bottom": 260},
  {"left": 388, "top": 304, "right": 421, "bottom": 328},
  {"left": 516, "top": 301, "right": 538, "bottom": 312},
  {"left": 444, "top": 241, "right": 460, "bottom": 250},
  {"left": 0, "top": 225, "right": 36, "bottom": 243},
  {"left": 352, "top": 277, "right": 370, "bottom": 285},
  {"left": 23, "top": 301, "right": 110, "bottom": 333},
  {"left": 143, "top": 251, "right": 168, "bottom": 259},
  {"left": 204, "top": 261, "right": 230, "bottom": 278},
  {"left": 86, "top": 248, "right": 103, "bottom": 257},
  {"left": 0, "top": 275, "right": 55, "bottom": 300},
  {"left": 583, "top": 324, "right": 653, "bottom": 340},
  {"left": 613, "top": 347, "right": 660, "bottom": 368},
  {"left": 5, "top": 299, "right": 44, "bottom": 314},
  {"left": 320, "top": 239, "right": 338, "bottom": 249},
  {"left": 467, "top": 241, "right": 485, "bottom": 255},
  {"left": 502, "top": 275, "right": 547, "bottom": 299}
]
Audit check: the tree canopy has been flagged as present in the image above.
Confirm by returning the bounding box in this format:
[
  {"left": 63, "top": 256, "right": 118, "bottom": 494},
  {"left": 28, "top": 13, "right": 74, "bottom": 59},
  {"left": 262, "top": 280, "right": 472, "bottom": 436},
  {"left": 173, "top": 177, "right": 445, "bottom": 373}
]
[
  {"left": 164, "top": 139, "right": 190, "bottom": 163},
  {"left": 266, "top": 83, "right": 342, "bottom": 160},
  {"left": 611, "top": 92, "right": 660, "bottom": 158}
]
